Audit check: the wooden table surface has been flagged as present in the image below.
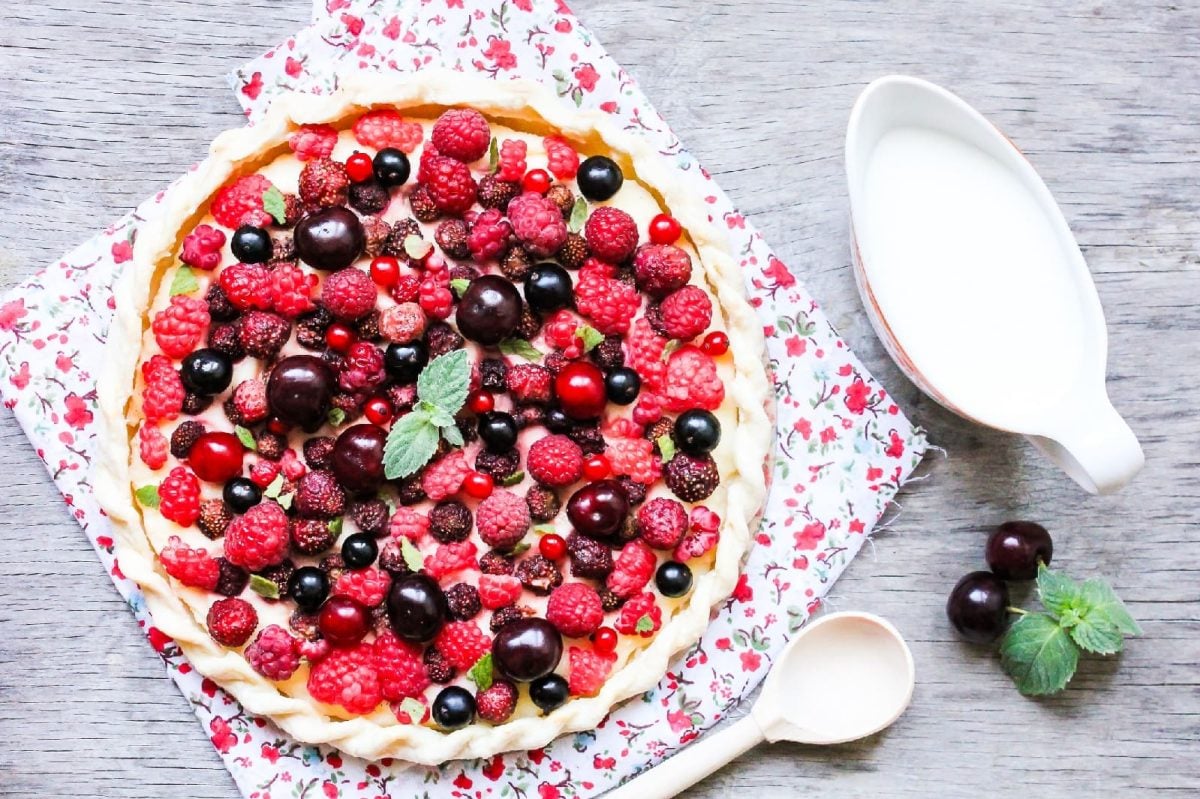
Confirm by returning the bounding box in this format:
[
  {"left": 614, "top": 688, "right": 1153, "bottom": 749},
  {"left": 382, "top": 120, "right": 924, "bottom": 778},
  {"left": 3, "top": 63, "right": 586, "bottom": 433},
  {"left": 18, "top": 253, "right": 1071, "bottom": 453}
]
[{"left": 2, "top": 1, "right": 1198, "bottom": 796}]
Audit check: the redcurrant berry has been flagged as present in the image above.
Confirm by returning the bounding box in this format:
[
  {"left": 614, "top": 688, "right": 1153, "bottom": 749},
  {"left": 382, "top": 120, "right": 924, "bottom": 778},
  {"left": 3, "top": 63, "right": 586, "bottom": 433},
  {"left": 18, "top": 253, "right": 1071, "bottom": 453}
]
[
  {"left": 522, "top": 169, "right": 552, "bottom": 195},
  {"left": 325, "top": 322, "right": 355, "bottom": 353},
  {"left": 370, "top": 256, "right": 400, "bottom": 288},
  {"left": 592, "top": 626, "right": 618, "bottom": 655},
  {"left": 582, "top": 455, "right": 611, "bottom": 481},
  {"left": 701, "top": 331, "right": 729, "bottom": 357},
  {"left": 648, "top": 213, "right": 682, "bottom": 245},
  {"left": 345, "top": 152, "right": 375, "bottom": 183},
  {"left": 462, "top": 471, "right": 494, "bottom": 499},
  {"left": 363, "top": 396, "right": 392, "bottom": 426},
  {"left": 554, "top": 361, "right": 607, "bottom": 420},
  {"left": 267, "top": 418, "right": 292, "bottom": 436},
  {"left": 539, "top": 533, "right": 567, "bottom": 561},
  {"left": 467, "top": 390, "right": 495, "bottom": 415}
]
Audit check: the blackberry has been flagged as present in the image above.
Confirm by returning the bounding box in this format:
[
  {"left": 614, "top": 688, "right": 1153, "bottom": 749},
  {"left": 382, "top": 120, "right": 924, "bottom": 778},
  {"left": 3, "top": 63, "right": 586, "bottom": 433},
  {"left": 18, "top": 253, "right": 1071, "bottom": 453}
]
[
  {"left": 255, "top": 430, "right": 286, "bottom": 461},
  {"left": 271, "top": 233, "right": 296, "bottom": 262},
  {"left": 371, "top": 604, "right": 392, "bottom": 634},
  {"left": 378, "top": 540, "right": 412, "bottom": 575},
  {"left": 349, "top": 499, "right": 389, "bottom": 537},
  {"left": 448, "top": 264, "right": 480, "bottom": 285},
  {"left": 475, "top": 449, "right": 521, "bottom": 481},
  {"left": 396, "top": 473, "right": 427, "bottom": 506},
  {"left": 349, "top": 181, "right": 390, "bottom": 215},
  {"left": 444, "top": 583, "right": 482, "bottom": 621},
  {"left": 454, "top": 413, "right": 479, "bottom": 445},
  {"left": 479, "top": 550, "right": 515, "bottom": 576},
  {"left": 589, "top": 335, "right": 626, "bottom": 369},
  {"left": 221, "top": 398, "right": 244, "bottom": 427},
  {"left": 616, "top": 514, "right": 640, "bottom": 542},
  {"left": 645, "top": 301, "right": 669, "bottom": 337},
  {"left": 386, "top": 383, "right": 418, "bottom": 413},
  {"left": 207, "top": 323, "right": 246, "bottom": 362},
  {"left": 355, "top": 310, "right": 382, "bottom": 343},
  {"left": 514, "top": 554, "right": 562, "bottom": 596},
  {"left": 384, "top": 218, "right": 422, "bottom": 258},
  {"left": 255, "top": 559, "right": 295, "bottom": 601},
  {"left": 290, "top": 518, "right": 335, "bottom": 556},
  {"left": 477, "top": 174, "right": 520, "bottom": 211},
  {"left": 489, "top": 603, "right": 532, "bottom": 633},
  {"left": 663, "top": 453, "right": 720, "bottom": 502},
  {"left": 319, "top": 553, "right": 347, "bottom": 585},
  {"left": 512, "top": 404, "right": 545, "bottom": 430},
  {"left": 617, "top": 476, "right": 649, "bottom": 506},
  {"left": 614, "top": 264, "right": 637, "bottom": 287},
  {"left": 296, "top": 321, "right": 326, "bottom": 350},
  {"left": 599, "top": 587, "right": 626, "bottom": 612},
  {"left": 543, "top": 350, "right": 567, "bottom": 374},
  {"left": 300, "top": 304, "right": 333, "bottom": 331},
  {"left": 568, "top": 424, "right": 606, "bottom": 457},
  {"left": 409, "top": 185, "right": 440, "bottom": 223},
  {"left": 182, "top": 392, "right": 213, "bottom": 416},
  {"left": 480, "top": 358, "right": 508, "bottom": 393},
  {"left": 644, "top": 418, "right": 675, "bottom": 452},
  {"left": 556, "top": 233, "right": 589, "bottom": 270},
  {"left": 545, "top": 184, "right": 574, "bottom": 218},
  {"left": 205, "top": 284, "right": 239, "bottom": 322},
  {"left": 169, "top": 420, "right": 205, "bottom": 459},
  {"left": 526, "top": 485, "right": 561, "bottom": 522},
  {"left": 214, "top": 557, "right": 250, "bottom": 597},
  {"left": 425, "top": 321, "right": 465, "bottom": 358},
  {"left": 362, "top": 215, "right": 391, "bottom": 257},
  {"left": 567, "top": 532, "right": 614, "bottom": 579},
  {"left": 499, "top": 246, "right": 532, "bottom": 282},
  {"left": 429, "top": 500, "right": 473, "bottom": 543},
  {"left": 303, "top": 436, "right": 336, "bottom": 470},
  {"left": 330, "top": 393, "right": 360, "bottom": 420},
  {"left": 289, "top": 609, "right": 321, "bottom": 641},
  {"left": 197, "top": 499, "right": 232, "bottom": 540},
  {"left": 423, "top": 646, "right": 456, "bottom": 683},
  {"left": 435, "top": 219, "right": 470, "bottom": 260}
]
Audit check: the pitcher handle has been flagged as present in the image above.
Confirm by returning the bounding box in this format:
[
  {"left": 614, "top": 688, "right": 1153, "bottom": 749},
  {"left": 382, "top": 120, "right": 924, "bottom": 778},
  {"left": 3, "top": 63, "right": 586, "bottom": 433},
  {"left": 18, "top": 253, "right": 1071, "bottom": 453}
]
[{"left": 1027, "top": 395, "right": 1143, "bottom": 495}]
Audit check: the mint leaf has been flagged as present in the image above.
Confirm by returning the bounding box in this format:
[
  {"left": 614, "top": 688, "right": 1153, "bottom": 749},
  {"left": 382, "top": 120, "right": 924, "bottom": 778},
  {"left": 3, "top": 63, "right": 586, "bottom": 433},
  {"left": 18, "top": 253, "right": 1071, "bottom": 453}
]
[
  {"left": 249, "top": 574, "right": 280, "bottom": 599},
  {"left": 327, "top": 517, "right": 343, "bottom": 535},
  {"left": 277, "top": 492, "right": 294, "bottom": 511},
  {"left": 403, "top": 234, "right": 432, "bottom": 260},
  {"left": 441, "top": 423, "right": 464, "bottom": 447},
  {"left": 468, "top": 653, "right": 494, "bottom": 691},
  {"left": 399, "top": 537, "right": 424, "bottom": 572},
  {"left": 418, "top": 400, "right": 456, "bottom": 429},
  {"left": 1037, "top": 564, "right": 1083, "bottom": 619},
  {"left": 499, "top": 338, "right": 542, "bottom": 362},
  {"left": 234, "top": 425, "right": 257, "bottom": 451},
  {"left": 263, "top": 473, "right": 286, "bottom": 499},
  {"left": 488, "top": 137, "right": 499, "bottom": 171},
  {"left": 532, "top": 524, "right": 557, "bottom": 536},
  {"left": 383, "top": 410, "right": 440, "bottom": 479},
  {"left": 416, "top": 349, "right": 470, "bottom": 416},
  {"left": 508, "top": 541, "right": 531, "bottom": 557},
  {"left": 568, "top": 196, "right": 587, "bottom": 233},
  {"left": 397, "top": 696, "right": 425, "bottom": 724},
  {"left": 656, "top": 434, "right": 676, "bottom": 463},
  {"left": 1000, "top": 612, "right": 1079, "bottom": 696},
  {"left": 169, "top": 266, "right": 199, "bottom": 296},
  {"left": 450, "top": 278, "right": 470, "bottom": 297},
  {"left": 498, "top": 470, "right": 525, "bottom": 487},
  {"left": 1068, "top": 614, "right": 1124, "bottom": 655},
  {"left": 1078, "top": 577, "right": 1141, "bottom": 637},
  {"left": 135, "top": 484, "right": 160, "bottom": 509},
  {"left": 327, "top": 407, "right": 347, "bottom": 427},
  {"left": 577, "top": 324, "right": 604, "bottom": 352},
  {"left": 262, "top": 186, "right": 287, "bottom": 225},
  {"left": 635, "top": 615, "right": 655, "bottom": 633}
]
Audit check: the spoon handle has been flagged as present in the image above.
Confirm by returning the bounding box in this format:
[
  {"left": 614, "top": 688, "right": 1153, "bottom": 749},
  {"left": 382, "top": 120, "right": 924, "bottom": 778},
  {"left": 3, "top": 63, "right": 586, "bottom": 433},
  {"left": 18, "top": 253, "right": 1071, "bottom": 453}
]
[{"left": 605, "top": 714, "right": 765, "bottom": 799}]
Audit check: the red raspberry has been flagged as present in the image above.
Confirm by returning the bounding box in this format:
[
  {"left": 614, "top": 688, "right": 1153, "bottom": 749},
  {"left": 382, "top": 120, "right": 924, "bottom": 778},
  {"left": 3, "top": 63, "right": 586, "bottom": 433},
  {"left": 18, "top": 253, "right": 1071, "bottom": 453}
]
[
  {"left": 542, "top": 309, "right": 581, "bottom": 351},
  {"left": 420, "top": 153, "right": 477, "bottom": 215},
  {"left": 661, "top": 345, "right": 724, "bottom": 412},
  {"left": 634, "top": 244, "right": 693, "bottom": 298},
  {"left": 307, "top": 642, "right": 381, "bottom": 713},
  {"left": 526, "top": 434, "right": 584, "bottom": 487},
  {"left": 353, "top": 110, "right": 423, "bottom": 152},
  {"left": 507, "top": 191, "right": 568, "bottom": 258},
  {"left": 138, "top": 424, "right": 168, "bottom": 470},
  {"left": 237, "top": 310, "right": 291, "bottom": 359},
  {"left": 421, "top": 451, "right": 469, "bottom": 501},
  {"left": 606, "top": 436, "right": 662, "bottom": 486},
  {"left": 466, "top": 208, "right": 512, "bottom": 262},
  {"left": 390, "top": 272, "right": 422, "bottom": 304},
  {"left": 477, "top": 573, "right": 523, "bottom": 610},
  {"left": 615, "top": 591, "right": 662, "bottom": 638},
  {"left": 289, "top": 123, "right": 337, "bottom": 162},
  {"left": 141, "top": 356, "right": 184, "bottom": 424},
  {"left": 675, "top": 505, "right": 721, "bottom": 561},
  {"left": 506, "top": 363, "right": 552, "bottom": 404},
  {"left": 270, "top": 264, "right": 318, "bottom": 318},
  {"left": 249, "top": 458, "right": 281, "bottom": 488},
  {"left": 246, "top": 624, "right": 301, "bottom": 680},
  {"left": 159, "top": 466, "right": 201, "bottom": 526},
  {"left": 606, "top": 540, "right": 655, "bottom": 598},
  {"left": 431, "top": 108, "right": 491, "bottom": 162},
  {"left": 389, "top": 506, "right": 430, "bottom": 541},
  {"left": 298, "top": 157, "right": 351, "bottom": 208},
  {"left": 475, "top": 490, "right": 531, "bottom": 549},
  {"left": 379, "top": 302, "right": 425, "bottom": 343},
  {"left": 231, "top": 378, "right": 268, "bottom": 424},
  {"left": 321, "top": 267, "right": 377, "bottom": 320},
  {"left": 338, "top": 341, "right": 386, "bottom": 398},
  {"left": 546, "top": 582, "right": 604, "bottom": 638},
  {"left": 334, "top": 567, "right": 392, "bottom": 607},
  {"left": 567, "top": 646, "right": 616, "bottom": 696},
  {"left": 637, "top": 498, "right": 688, "bottom": 550},
  {"left": 219, "top": 262, "right": 274, "bottom": 311},
  {"left": 151, "top": 295, "right": 210, "bottom": 359},
  {"left": 497, "top": 138, "right": 527, "bottom": 182},
  {"left": 418, "top": 275, "right": 453, "bottom": 320},
  {"left": 206, "top": 597, "right": 258, "bottom": 646},
  {"left": 575, "top": 269, "right": 641, "bottom": 336},
  {"left": 180, "top": 224, "right": 226, "bottom": 271},
  {"left": 210, "top": 174, "right": 274, "bottom": 228},
  {"left": 626, "top": 317, "right": 668, "bottom": 393},
  {"left": 294, "top": 470, "right": 346, "bottom": 518},
  {"left": 434, "top": 621, "right": 492, "bottom": 670},
  {"left": 280, "top": 448, "right": 307, "bottom": 480},
  {"left": 159, "top": 533, "right": 218, "bottom": 589},
  {"left": 224, "top": 501, "right": 289, "bottom": 571},
  {"left": 424, "top": 541, "right": 478, "bottom": 580},
  {"left": 373, "top": 630, "right": 430, "bottom": 701},
  {"left": 584, "top": 206, "right": 639, "bottom": 264},
  {"left": 543, "top": 136, "right": 580, "bottom": 180},
  {"left": 663, "top": 452, "right": 720, "bottom": 502},
  {"left": 659, "top": 285, "right": 712, "bottom": 341},
  {"left": 475, "top": 679, "right": 518, "bottom": 723}
]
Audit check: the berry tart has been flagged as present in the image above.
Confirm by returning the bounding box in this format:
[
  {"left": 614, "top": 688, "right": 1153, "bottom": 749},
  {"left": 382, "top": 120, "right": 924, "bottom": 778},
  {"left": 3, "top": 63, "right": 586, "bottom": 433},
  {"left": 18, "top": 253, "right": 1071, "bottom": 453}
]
[{"left": 95, "top": 71, "right": 771, "bottom": 764}]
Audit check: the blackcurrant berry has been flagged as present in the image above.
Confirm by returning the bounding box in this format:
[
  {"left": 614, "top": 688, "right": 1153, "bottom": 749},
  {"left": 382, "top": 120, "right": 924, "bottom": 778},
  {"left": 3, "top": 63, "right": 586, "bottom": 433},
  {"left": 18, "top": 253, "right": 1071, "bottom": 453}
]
[
  {"left": 478, "top": 412, "right": 519, "bottom": 453},
  {"left": 524, "top": 263, "right": 573, "bottom": 313},
  {"left": 655, "top": 561, "right": 693, "bottom": 598},
  {"left": 180, "top": 348, "right": 233, "bottom": 396},
  {"left": 432, "top": 686, "right": 475, "bottom": 729},
  {"left": 231, "top": 225, "right": 273, "bottom": 264},
  {"left": 373, "top": 148, "right": 411, "bottom": 187},
  {"left": 287, "top": 566, "right": 330, "bottom": 612},
  {"left": 529, "top": 673, "right": 569, "bottom": 713},
  {"left": 576, "top": 156, "right": 623, "bottom": 201},
  {"left": 604, "top": 367, "right": 641, "bottom": 405},
  {"left": 674, "top": 409, "right": 721, "bottom": 455},
  {"left": 341, "top": 533, "right": 378, "bottom": 570},
  {"left": 384, "top": 341, "right": 429, "bottom": 384},
  {"left": 222, "top": 477, "right": 261, "bottom": 514}
]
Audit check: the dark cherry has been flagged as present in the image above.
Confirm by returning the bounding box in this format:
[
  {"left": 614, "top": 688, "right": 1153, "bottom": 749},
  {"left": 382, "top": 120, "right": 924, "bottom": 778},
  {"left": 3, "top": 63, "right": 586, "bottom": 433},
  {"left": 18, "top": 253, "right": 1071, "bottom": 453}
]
[
  {"left": 294, "top": 206, "right": 365, "bottom": 270},
  {"left": 576, "top": 155, "right": 623, "bottom": 201},
  {"left": 492, "top": 618, "right": 563, "bottom": 682},
  {"left": 529, "top": 674, "right": 569, "bottom": 713},
  {"left": 432, "top": 686, "right": 475, "bottom": 729},
  {"left": 478, "top": 412, "right": 519, "bottom": 453},
  {"left": 318, "top": 595, "right": 370, "bottom": 647},
  {"left": 180, "top": 348, "right": 233, "bottom": 396},
  {"left": 456, "top": 275, "right": 523, "bottom": 345},
  {"left": 566, "top": 479, "right": 629, "bottom": 538},
  {"left": 986, "top": 521, "right": 1053, "bottom": 581},
  {"left": 674, "top": 409, "right": 721, "bottom": 455},
  {"left": 946, "top": 571, "right": 1011, "bottom": 644},
  {"left": 223, "top": 477, "right": 261, "bottom": 513},
  {"left": 555, "top": 361, "right": 607, "bottom": 420},
  {"left": 231, "top": 225, "right": 272, "bottom": 264},
  {"left": 387, "top": 573, "right": 448, "bottom": 643},
  {"left": 373, "top": 147, "right": 411, "bottom": 187},
  {"left": 655, "top": 561, "right": 693, "bottom": 598},
  {"left": 331, "top": 424, "right": 387, "bottom": 494},
  {"left": 384, "top": 341, "right": 429, "bottom": 384},
  {"left": 523, "top": 263, "right": 573, "bottom": 313},
  {"left": 604, "top": 367, "right": 641, "bottom": 406},
  {"left": 544, "top": 407, "right": 571, "bottom": 433},
  {"left": 341, "top": 533, "right": 378, "bottom": 570},
  {"left": 287, "top": 566, "right": 330, "bottom": 612},
  {"left": 188, "top": 432, "right": 245, "bottom": 483},
  {"left": 267, "top": 355, "right": 335, "bottom": 432}
]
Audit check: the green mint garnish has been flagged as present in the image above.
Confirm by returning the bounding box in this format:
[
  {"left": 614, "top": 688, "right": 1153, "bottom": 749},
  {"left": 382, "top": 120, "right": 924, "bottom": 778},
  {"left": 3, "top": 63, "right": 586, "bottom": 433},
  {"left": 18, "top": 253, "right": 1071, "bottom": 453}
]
[
  {"left": 532, "top": 524, "right": 557, "bottom": 536},
  {"left": 450, "top": 278, "right": 471, "bottom": 297},
  {"left": 468, "top": 653, "right": 494, "bottom": 691},
  {"left": 656, "top": 434, "right": 676, "bottom": 463},
  {"left": 327, "top": 517, "right": 343, "bottom": 535},
  {"left": 327, "top": 408, "right": 347, "bottom": 427},
  {"left": 498, "top": 338, "right": 542, "bottom": 362},
  {"left": 262, "top": 186, "right": 287, "bottom": 225},
  {"left": 568, "top": 196, "right": 588, "bottom": 233},
  {"left": 276, "top": 492, "right": 294, "bottom": 511},
  {"left": 403, "top": 234, "right": 432, "bottom": 260},
  {"left": 383, "top": 411, "right": 441, "bottom": 480},
  {"left": 169, "top": 266, "right": 199, "bottom": 296},
  {"left": 488, "top": 137, "right": 499, "bottom": 171},
  {"left": 234, "top": 425, "right": 257, "bottom": 451},
  {"left": 416, "top": 349, "right": 470, "bottom": 413},
  {"left": 508, "top": 541, "right": 532, "bottom": 557},
  {"left": 263, "top": 473, "right": 286, "bottom": 499},
  {"left": 398, "top": 696, "right": 425, "bottom": 724},
  {"left": 635, "top": 615, "right": 655, "bottom": 633},
  {"left": 135, "top": 484, "right": 160, "bottom": 509},
  {"left": 382, "top": 350, "right": 471, "bottom": 479},
  {"left": 249, "top": 574, "right": 280, "bottom": 599},
  {"left": 577, "top": 324, "right": 604, "bottom": 352},
  {"left": 399, "top": 537, "right": 424, "bottom": 572},
  {"left": 498, "top": 470, "right": 526, "bottom": 487}
]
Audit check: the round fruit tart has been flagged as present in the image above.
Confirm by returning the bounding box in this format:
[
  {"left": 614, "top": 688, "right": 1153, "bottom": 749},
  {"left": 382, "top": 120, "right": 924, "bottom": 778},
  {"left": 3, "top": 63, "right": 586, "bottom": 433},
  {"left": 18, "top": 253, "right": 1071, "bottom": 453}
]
[{"left": 95, "top": 71, "right": 772, "bottom": 764}]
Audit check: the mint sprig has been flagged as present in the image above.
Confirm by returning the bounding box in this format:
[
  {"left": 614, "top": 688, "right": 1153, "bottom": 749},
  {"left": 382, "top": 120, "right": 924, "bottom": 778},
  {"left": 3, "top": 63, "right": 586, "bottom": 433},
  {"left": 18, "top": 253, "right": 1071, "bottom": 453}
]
[
  {"left": 1000, "top": 564, "right": 1140, "bottom": 696},
  {"left": 383, "top": 350, "right": 470, "bottom": 479}
]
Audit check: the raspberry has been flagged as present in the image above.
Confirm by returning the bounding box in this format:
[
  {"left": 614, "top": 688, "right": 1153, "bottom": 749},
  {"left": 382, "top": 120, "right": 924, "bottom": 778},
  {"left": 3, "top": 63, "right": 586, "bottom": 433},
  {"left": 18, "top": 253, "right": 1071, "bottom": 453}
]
[
  {"left": 617, "top": 593, "right": 662, "bottom": 640},
  {"left": 431, "top": 108, "right": 491, "bottom": 162},
  {"left": 444, "top": 583, "right": 482, "bottom": 620},
  {"left": 567, "top": 646, "right": 616, "bottom": 696},
  {"left": 585, "top": 207, "right": 639, "bottom": 264},
  {"left": 151, "top": 295, "right": 210, "bottom": 359},
  {"left": 602, "top": 436, "right": 658, "bottom": 485},
  {"left": 360, "top": 215, "right": 391, "bottom": 257},
  {"left": 421, "top": 451, "right": 469, "bottom": 502},
  {"left": 606, "top": 540, "right": 655, "bottom": 598},
  {"left": 158, "top": 466, "right": 201, "bottom": 526},
  {"left": 206, "top": 597, "right": 258, "bottom": 646},
  {"left": 636, "top": 498, "right": 688, "bottom": 550},
  {"left": 546, "top": 582, "right": 604, "bottom": 638},
  {"left": 307, "top": 642, "right": 381, "bottom": 713},
  {"left": 214, "top": 557, "right": 250, "bottom": 597},
  {"left": 661, "top": 345, "right": 724, "bottom": 412},
  {"left": 388, "top": 506, "right": 430, "bottom": 541},
  {"left": 496, "top": 138, "right": 527, "bottom": 182},
  {"left": 514, "top": 554, "right": 562, "bottom": 595},
  {"left": 424, "top": 541, "right": 478, "bottom": 580},
  {"left": 211, "top": 174, "right": 274, "bottom": 228},
  {"left": 290, "top": 517, "right": 335, "bottom": 555},
  {"left": 566, "top": 532, "right": 613, "bottom": 579},
  {"left": 625, "top": 319, "right": 668, "bottom": 394},
  {"left": 675, "top": 505, "right": 721, "bottom": 561},
  {"left": 663, "top": 452, "right": 720, "bottom": 502},
  {"left": 420, "top": 153, "right": 477, "bottom": 215},
  {"left": 295, "top": 470, "right": 346, "bottom": 519},
  {"left": 425, "top": 500, "right": 470, "bottom": 544},
  {"left": 245, "top": 624, "right": 301, "bottom": 681},
  {"left": 659, "top": 286, "right": 713, "bottom": 341},
  {"left": 230, "top": 379, "right": 268, "bottom": 424},
  {"left": 575, "top": 270, "right": 641, "bottom": 336},
  {"left": 353, "top": 110, "right": 423, "bottom": 152},
  {"left": 159, "top": 534, "right": 218, "bottom": 588},
  {"left": 476, "top": 679, "right": 518, "bottom": 723},
  {"left": 419, "top": 275, "right": 454, "bottom": 320},
  {"left": 477, "top": 573, "right": 523, "bottom": 610},
  {"left": 526, "top": 434, "right": 584, "bottom": 487},
  {"left": 298, "top": 157, "right": 351, "bottom": 208},
  {"left": 238, "top": 310, "right": 290, "bottom": 359},
  {"left": 219, "top": 262, "right": 273, "bottom": 311},
  {"left": 224, "top": 501, "right": 289, "bottom": 571},
  {"left": 478, "top": 174, "right": 520, "bottom": 211},
  {"left": 634, "top": 244, "right": 693, "bottom": 298},
  {"left": 541, "top": 309, "right": 579, "bottom": 352},
  {"left": 334, "top": 566, "right": 392, "bottom": 607},
  {"left": 466, "top": 208, "right": 512, "bottom": 262},
  {"left": 423, "top": 646, "right": 456, "bottom": 683},
  {"left": 197, "top": 499, "right": 232, "bottom": 539},
  {"left": 181, "top": 224, "right": 226, "bottom": 271},
  {"left": 507, "top": 191, "right": 569, "bottom": 258},
  {"left": 140, "top": 356, "right": 184, "bottom": 424},
  {"left": 349, "top": 499, "right": 388, "bottom": 536},
  {"left": 138, "top": 424, "right": 168, "bottom": 469},
  {"left": 475, "top": 490, "right": 530, "bottom": 549},
  {"left": 270, "top": 264, "right": 318, "bottom": 318},
  {"left": 322, "top": 268, "right": 377, "bottom": 321},
  {"left": 337, "top": 341, "right": 385, "bottom": 399},
  {"left": 249, "top": 459, "right": 281, "bottom": 488},
  {"left": 479, "top": 550, "right": 515, "bottom": 576},
  {"left": 506, "top": 363, "right": 552, "bottom": 405},
  {"left": 289, "top": 123, "right": 338, "bottom": 162},
  {"left": 373, "top": 630, "right": 430, "bottom": 701},
  {"left": 543, "top": 136, "right": 580, "bottom": 180},
  {"left": 434, "top": 621, "right": 492, "bottom": 670}
]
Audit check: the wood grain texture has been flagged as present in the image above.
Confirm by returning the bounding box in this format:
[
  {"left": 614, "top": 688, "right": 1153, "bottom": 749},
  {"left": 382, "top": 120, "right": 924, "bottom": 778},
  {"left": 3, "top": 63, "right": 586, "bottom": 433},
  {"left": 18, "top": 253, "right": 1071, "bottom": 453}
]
[{"left": 1, "top": 0, "right": 1197, "bottom": 796}]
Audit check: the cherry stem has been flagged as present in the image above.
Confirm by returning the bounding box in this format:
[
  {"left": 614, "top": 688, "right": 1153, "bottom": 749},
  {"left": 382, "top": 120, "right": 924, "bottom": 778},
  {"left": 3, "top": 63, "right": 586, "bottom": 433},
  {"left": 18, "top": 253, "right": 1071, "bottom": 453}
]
[{"left": 1008, "top": 607, "right": 1029, "bottom": 616}]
